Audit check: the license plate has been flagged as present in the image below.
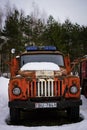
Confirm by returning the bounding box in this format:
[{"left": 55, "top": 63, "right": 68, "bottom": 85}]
[{"left": 35, "top": 102, "right": 57, "bottom": 108}]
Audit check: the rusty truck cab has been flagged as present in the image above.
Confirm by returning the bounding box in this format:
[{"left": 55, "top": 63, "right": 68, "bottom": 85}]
[{"left": 8, "top": 46, "right": 82, "bottom": 122}]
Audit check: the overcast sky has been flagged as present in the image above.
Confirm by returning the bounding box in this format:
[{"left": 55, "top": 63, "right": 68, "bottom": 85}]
[{"left": 0, "top": 0, "right": 87, "bottom": 26}]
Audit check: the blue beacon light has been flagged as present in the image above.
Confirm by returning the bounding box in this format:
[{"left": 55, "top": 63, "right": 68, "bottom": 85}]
[{"left": 26, "top": 46, "right": 56, "bottom": 51}]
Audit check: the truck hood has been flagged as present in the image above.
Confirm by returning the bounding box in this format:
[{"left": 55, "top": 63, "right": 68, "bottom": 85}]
[
  {"left": 20, "top": 62, "right": 60, "bottom": 71},
  {"left": 18, "top": 62, "right": 67, "bottom": 78}
]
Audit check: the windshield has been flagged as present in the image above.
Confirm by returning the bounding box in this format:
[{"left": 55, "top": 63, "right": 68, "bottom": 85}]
[{"left": 20, "top": 54, "right": 64, "bottom": 67}]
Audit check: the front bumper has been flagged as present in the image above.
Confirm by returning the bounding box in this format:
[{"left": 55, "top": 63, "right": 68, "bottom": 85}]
[{"left": 9, "top": 98, "right": 82, "bottom": 110}]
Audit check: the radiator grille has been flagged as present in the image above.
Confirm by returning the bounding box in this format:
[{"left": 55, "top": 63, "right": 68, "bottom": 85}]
[{"left": 29, "top": 79, "right": 59, "bottom": 97}]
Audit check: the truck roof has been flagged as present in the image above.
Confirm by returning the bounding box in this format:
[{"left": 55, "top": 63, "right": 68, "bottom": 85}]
[
  {"left": 19, "top": 46, "right": 64, "bottom": 56},
  {"left": 21, "top": 50, "right": 63, "bottom": 56}
]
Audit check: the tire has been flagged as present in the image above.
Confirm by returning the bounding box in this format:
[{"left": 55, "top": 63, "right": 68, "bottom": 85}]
[
  {"left": 83, "top": 86, "right": 87, "bottom": 98},
  {"left": 81, "top": 79, "right": 87, "bottom": 98},
  {"left": 10, "top": 108, "right": 20, "bottom": 123},
  {"left": 67, "top": 106, "right": 79, "bottom": 121}
]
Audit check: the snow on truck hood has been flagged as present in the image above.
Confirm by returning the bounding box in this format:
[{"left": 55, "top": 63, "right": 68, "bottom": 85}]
[{"left": 20, "top": 62, "right": 60, "bottom": 71}]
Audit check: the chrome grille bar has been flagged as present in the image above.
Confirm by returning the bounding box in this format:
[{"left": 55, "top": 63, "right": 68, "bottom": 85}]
[{"left": 29, "top": 79, "right": 58, "bottom": 97}]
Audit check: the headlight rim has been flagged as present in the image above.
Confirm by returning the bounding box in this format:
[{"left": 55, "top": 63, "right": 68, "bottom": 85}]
[
  {"left": 12, "top": 86, "right": 21, "bottom": 96},
  {"left": 69, "top": 85, "right": 78, "bottom": 94}
]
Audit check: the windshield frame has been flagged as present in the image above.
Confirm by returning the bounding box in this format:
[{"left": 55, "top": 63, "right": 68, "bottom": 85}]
[{"left": 20, "top": 53, "right": 65, "bottom": 67}]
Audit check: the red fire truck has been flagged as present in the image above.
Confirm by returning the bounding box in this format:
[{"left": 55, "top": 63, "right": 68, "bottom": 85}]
[
  {"left": 71, "top": 55, "right": 87, "bottom": 98},
  {"left": 8, "top": 46, "right": 82, "bottom": 122}
]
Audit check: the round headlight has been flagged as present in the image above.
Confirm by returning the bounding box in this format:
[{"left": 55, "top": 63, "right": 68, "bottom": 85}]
[
  {"left": 70, "top": 86, "right": 78, "bottom": 94},
  {"left": 12, "top": 87, "right": 21, "bottom": 96}
]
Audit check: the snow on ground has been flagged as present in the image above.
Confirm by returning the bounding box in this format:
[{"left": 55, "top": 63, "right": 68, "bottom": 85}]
[{"left": 0, "top": 76, "right": 87, "bottom": 130}]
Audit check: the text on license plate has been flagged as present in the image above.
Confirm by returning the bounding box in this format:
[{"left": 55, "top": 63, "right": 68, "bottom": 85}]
[{"left": 35, "top": 102, "right": 57, "bottom": 108}]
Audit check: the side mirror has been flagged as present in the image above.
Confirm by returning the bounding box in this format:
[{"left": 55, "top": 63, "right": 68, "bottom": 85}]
[{"left": 11, "top": 48, "right": 15, "bottom": 54}]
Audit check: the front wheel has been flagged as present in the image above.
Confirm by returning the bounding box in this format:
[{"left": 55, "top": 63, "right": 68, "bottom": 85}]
[
  {"left": 10, "top": 108, "right": 20, "bottom": 122},
  {"left": 83, "top": 86, "right": 87, "bottom": 98},
  {"left": 67, "top": 106, "right": 79, "bottom": 121}
]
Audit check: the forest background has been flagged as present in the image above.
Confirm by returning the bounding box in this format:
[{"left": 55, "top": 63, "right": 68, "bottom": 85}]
[{"left": 0, "top": 4, "right": 87, "bottom": 73}]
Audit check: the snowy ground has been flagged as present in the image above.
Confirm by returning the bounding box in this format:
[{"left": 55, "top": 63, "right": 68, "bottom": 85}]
[{"left": 0, "top": 76, "right": 87, "bottom": 130}]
